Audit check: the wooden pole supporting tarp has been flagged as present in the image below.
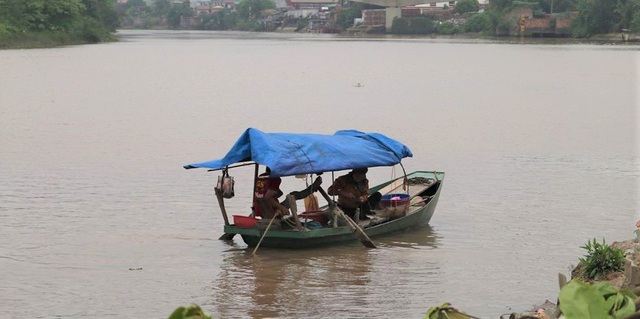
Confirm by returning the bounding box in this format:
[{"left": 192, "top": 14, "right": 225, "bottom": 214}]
[{"left": 215, "top": 187, "right": 235, "bottom": 240}]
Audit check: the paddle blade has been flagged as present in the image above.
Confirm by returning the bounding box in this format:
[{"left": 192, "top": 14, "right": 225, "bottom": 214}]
[
  {"left": 358, "top": 235, "right": 377, "bottom": 248},
  {"left": 219, "top": 233, "right": 235, "bottom": 240},
  {"left": 335, "top": 209, "right": 376, "bottom": 248}
]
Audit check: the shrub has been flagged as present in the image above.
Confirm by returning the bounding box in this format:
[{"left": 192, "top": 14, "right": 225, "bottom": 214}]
[
  {"left": 235, "top": 19, "right": 260, "bottom": 31},
  {"left": 410, "top": 17, "right": 435, "bottom": 34},
  {"left": 579, "top": 238, "right": 625, "bottom": 281},
  {"left": 336, "top": 6, "right": 361, "bottom": 30},
  {"left": 437, "top": 22, "right": 460, "bottom": 34},
  {"left": 169, "top": 304, "right": 211, "bottom": 319},
  {"left": 463, "top": 12, "right": 490, "bottom": 33},
  {"left": 631, "top": 11, "right": 640, "bottom": 33},
  {"left": 295, "top": 20, "right": 307, "bottom": 31},
  {"left": 73, "top": 17, "right": 114, "bottom": 43},
  {"left": 390, "top": 17, "right": 435, "bottom": 34},
  {"left": 455, "top": 0, "right": 480, "bottom": 14},
  {"left": 390, "top": 17, "right": 410, "bottom": 34}
]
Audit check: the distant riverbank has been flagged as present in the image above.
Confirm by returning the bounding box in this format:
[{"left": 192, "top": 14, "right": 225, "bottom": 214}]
[
  {"left": 272, "top": 26, "right": 639, "bottom": 44},
  {"left": 0, "top": 31, "right": 116, "bottom": 50},
  {"left": 2, "top": 28, "right": 636, "bottom": 50}
]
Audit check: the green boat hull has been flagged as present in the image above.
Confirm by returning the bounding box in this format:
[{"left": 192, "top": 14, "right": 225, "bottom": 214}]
[{"left": 224, "top": 171, "right": 444, "bottom": 249}]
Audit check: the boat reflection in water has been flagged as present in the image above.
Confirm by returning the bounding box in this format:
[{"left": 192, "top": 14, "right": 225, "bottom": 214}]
[
  {"left": 209, "top": 226, "right": 443, "bottom": 318},
  {"left": 374, "top": 225, "right": 441, "bottom": 249}
]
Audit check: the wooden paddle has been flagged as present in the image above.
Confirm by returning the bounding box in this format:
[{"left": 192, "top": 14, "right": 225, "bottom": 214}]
[
  {"left": 252, "top": 213, "right": 277, "bottom": 255},
  {"left": 316, "top": 186, "right": 376, "bottom": 248},
  {"left": 215, "top": 187, "right": 236, "bottom": 241}
]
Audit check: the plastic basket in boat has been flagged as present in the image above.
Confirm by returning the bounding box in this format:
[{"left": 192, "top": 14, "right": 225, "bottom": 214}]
[
  {"left": 233, "top": 215, "right": 258, "bottom": 228},
  {"left": 378, "top": 193, "right": 410, "bottom": 218}
]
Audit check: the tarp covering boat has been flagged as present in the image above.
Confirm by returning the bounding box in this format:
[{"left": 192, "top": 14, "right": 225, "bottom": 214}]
[{"left": 183, "top": 128, "right": 413, "bottom": 177}]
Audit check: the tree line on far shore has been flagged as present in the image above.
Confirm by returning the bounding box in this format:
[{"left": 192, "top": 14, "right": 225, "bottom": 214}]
[
  {"left": 118, "top": 0, "right": 640, "bottom": 37},
  {"left": 2, "top": 0, "right": 640, "bottom": 48},
  {"left": 478, "top": 0, "right": 640, "bottom": 38},
  {"left": 0, "top": 0, "right": 119, "bottom": 48}
]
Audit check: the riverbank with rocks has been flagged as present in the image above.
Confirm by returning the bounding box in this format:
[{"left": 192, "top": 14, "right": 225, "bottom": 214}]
[{"left": 502, "top": 235, "right": 640, "bottom": 319}]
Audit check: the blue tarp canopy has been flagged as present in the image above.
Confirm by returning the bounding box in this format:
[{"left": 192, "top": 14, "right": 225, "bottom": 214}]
[{"left": 184, "top": 128, "right": 413, "bottom": 177}]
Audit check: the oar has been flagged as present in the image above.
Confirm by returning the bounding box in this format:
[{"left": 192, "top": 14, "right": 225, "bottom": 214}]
[
  {"left": 252, "top": 213, "right": 277, "bottom": 255},
  {"left": 334, "top": 208, "right": 377, "bottom": 248},
  {"left": 215, "top": 187, "right": 236, "bottom": 241},
  {"left": 316, "top": 187, "right": 376, "bottom": 248}
]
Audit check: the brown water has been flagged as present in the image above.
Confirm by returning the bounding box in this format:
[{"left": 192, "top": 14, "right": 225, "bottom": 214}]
[{"left": 1, "top": 30, "right": 638, "bottom": 318}]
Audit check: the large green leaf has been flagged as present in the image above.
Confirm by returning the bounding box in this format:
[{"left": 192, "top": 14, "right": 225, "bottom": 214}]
[
  {"left": 560, "top": 280, "right": 638, "bottom": 319},
  {"left": 593, "top": 281, "right": 637, "bottom": 319},
  {"left": 424, "top": 302, "right": 474, "bottom": 319},
  {"left": 168, "top": 304, "right": 212, "bottom": 319},
  {"left": 559, "top": 281, "right": 609, "bottom": 319}
]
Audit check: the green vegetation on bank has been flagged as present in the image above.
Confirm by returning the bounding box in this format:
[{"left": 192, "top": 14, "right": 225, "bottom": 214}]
[
  {"left": 119, "top": 0, "right": 276, "bottom": 31},
  {"left": 0, "top": 0, "right": 118, "bottom": 49},
  {"left": 578, "top": 238, "right": 626, "bottom": 281},
  {"left": 389, "top": 0, "right": 640, "bottom": 37},
  {"left": 423, "top": 237, "right": 638, "bottom": 319},
  {"left": 424, "top": 281, "right": 638, "bottom": 319},
  {"left": 3, "top": 0, "right": 640, "bottom": 48},
  {"left": 116, "top": 0, "right": 640, "bottom": 38},
  {"left": 168, "top": 304, "right": 212, "bottom": 319}
]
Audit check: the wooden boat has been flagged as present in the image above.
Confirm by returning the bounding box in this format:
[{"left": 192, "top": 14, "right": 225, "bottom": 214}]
[{"left": 184, "top": 128, "right": 444, "bottom": 249}]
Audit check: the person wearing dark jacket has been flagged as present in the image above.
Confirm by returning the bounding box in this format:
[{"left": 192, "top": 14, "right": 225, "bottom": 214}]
[{"left": 327, "top": 168, "right": 381, "bottom": 220}]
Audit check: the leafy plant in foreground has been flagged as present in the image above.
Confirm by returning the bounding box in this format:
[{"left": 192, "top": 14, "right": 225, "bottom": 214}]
[
  {"left": 559, "top": 280, "right": 637, "bottom": 319},
  {"left": 424, "top": 302, "right": 479, "bottom": 319},
  {"left": 168, "top": 304, "right": 212, "bottom": 319},
  {"left": 579, "top": 237, "right": 625, "bottom": 280}
]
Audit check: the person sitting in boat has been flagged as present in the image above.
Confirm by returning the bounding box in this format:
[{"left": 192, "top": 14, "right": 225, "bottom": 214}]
[
  {"left": 253, "top": 167, "right": 323, "bottom": 218},
  {"left": 327, "top": 167, "right": 381, "bottom": 220},
  {"left": 253, "top": 167, "right": 287, "bottom": 218}
]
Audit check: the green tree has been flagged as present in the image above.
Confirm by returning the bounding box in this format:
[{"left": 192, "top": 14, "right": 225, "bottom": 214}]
[
  {"left": 236, "top": 0, "right": 275, "bottom": 19},
  {"left": 124, "top": 0, "right": 147, "bottom": 10},
  {"left": 631, "top": 11, "right": 640, "bottom": 32},
  {"left": 167, "top": 2, "right": 193, "bottom": 28},
  {"left": 235, "top": 19, "right": 261, "bottom": 30},
  {"left": 118, "top": 0, "right": 149, "bottom": 27},
  {"left": 0, "top": 0, "right": 25, "bottom": 31},
  {"left": 336, "top": 5, "right": 362, "bottom": 30},
  {"left": 455, "top": 0, "right": 480, "bottom": 14},
  {"left": 82, "top": 0, "right": 119, "bottom": 31},
  {"left": 224, "top": 11, "right": 239, "bottom": 29},
  {"left": 463, "top": 12, "right": 491, "bottom": 32},
  {"left": 485, "top": 0, "right": 514, "bottom": 35},
  {"left": 410, "top": 16, "right": 435, "bottom": 34},
  {"left": 153, "top": 0, "right": 173, "bottom": 16},
  {"left": 489, "top": 0, "right": 514, "bottom": 11},
  {"left": 196, "top": 11, "right": 226, "bottom": 30},
  {"left": 390, "top": 16, "right": 435, "bottom": 34},
  {"left": 390, "top": 16, "right": 410, "bottom": 33},
  {"left": 437, "top": 22, "right": 460, "bottom": 34},
  {"left": 2, "top": 0, "right": 85, "bottom": 32},
  {"left": 40, "top": 0, "right": 85, "bottom": 31},
  {"left": 615, "top": 0, "right": 640, "bottom": 29},
  {"left": 0, "top": 0, "right": 118, "bottom": 47},
  {"left": 571, "top": 0, "right": 618, "bottom": 37}
]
